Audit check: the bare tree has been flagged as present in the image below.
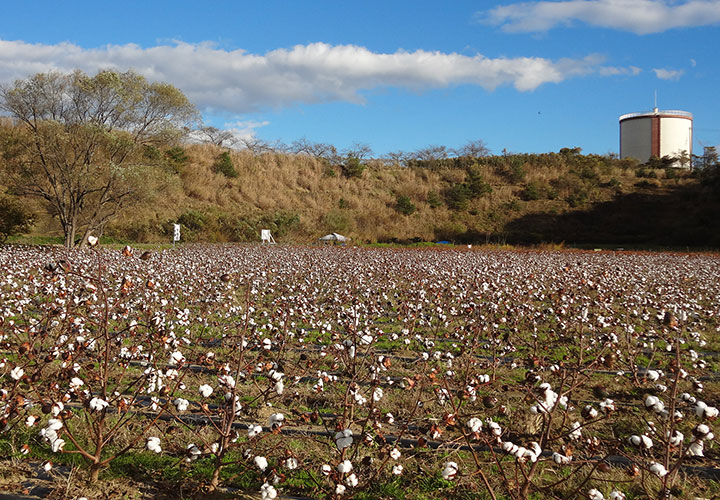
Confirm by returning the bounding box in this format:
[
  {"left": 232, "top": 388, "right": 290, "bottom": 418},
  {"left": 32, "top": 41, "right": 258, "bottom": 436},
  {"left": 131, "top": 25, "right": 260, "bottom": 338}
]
[
  {"left": 0, "top": 70, "right": 197, "bottom": 247},
  {"left": 195, "top": 125, "right": 236, "bottom": 147},
  {"left": 290, "top": 137, "right": 339, "bottom": 164},
  {"left": 455, "top": 138, "right": 490, "bottom": 158}
]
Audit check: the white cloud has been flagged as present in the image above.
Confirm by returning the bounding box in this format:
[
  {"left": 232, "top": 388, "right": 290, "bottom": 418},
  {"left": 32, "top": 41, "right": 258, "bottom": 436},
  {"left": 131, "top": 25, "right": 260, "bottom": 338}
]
[
  {"left": 0, "top": 39, "right": 636, "bottom": 113},
  {"left": 653, "top": 68, "right": 685, "bottom": 79},
  {"left": 481, "top": 0, "right": 720, "bottom": 34}
]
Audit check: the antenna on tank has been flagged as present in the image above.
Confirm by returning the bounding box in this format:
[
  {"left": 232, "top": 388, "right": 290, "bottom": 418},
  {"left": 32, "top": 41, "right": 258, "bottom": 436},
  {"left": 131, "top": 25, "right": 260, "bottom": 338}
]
[{"left": 654, "top": 90, "right": 658, "bottom": 113}]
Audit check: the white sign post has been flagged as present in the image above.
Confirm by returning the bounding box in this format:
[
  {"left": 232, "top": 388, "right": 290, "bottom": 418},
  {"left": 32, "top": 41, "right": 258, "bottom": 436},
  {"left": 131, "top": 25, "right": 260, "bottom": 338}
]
[
  {"left": 261, "top": 229, "right": 276, "bottom": 245},
  {"left": 173, "top": 224, "right": 181, "bottom": 245}
]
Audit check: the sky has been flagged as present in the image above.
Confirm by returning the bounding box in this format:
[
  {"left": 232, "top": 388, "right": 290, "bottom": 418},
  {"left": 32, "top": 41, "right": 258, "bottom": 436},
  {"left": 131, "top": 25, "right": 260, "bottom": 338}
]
[{"left": 1, "top": 0, "right": 719, "bottom": 157}]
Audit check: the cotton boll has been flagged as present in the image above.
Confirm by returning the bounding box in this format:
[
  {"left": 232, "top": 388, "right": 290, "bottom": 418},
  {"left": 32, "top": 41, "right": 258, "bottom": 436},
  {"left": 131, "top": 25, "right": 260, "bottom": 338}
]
[
  {"left": 338, "top": 460, "right": 353, "bottom": 474},
  {"left": 255, "top": 455, "right": 269, "bottom": 471},
  {"left": 335, "top": 429, "right": 353, "bottom": 449},
  {"left": 146, "top": 436, "right": 162, "bottom": 453},
  {"left": 649, "top": 462, "right": 667, "bottom": 477},
  {"left": 198, "top": 384, "right": 213, "bottom": 398},
  {"left": 687, "top": 440, "right": 704, "bottom": 457},
  {"left": 441, "top": 461, "right": 458, "bottom": 480},
  {"left": 588, "top": 488, "right": 604, "bottom": 500},
  {"left": 467, "top": 417, "right": 483, "bottom": 433},
  {"left": 260, "top": 483, "right": 277, "bottom": 500}
]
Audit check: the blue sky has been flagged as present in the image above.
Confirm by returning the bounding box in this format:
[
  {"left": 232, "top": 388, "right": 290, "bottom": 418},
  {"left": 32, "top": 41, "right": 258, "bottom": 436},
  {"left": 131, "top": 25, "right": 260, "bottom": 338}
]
[{"left": 1, "top": 0, "right": 718, "bottom": 157}]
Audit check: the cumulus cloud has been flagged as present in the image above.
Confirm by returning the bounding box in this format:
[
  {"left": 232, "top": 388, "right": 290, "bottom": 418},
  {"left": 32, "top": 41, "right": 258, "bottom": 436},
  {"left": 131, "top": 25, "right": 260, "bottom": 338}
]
[
  {"left": 653, "top": 68, "right": 684, "bottom": 80},
  {"left": 0, "top": 39, "right": 636, "bottom": 113},
  {"left": 480, "top": 0, "right": 720, "bottom": 34}
]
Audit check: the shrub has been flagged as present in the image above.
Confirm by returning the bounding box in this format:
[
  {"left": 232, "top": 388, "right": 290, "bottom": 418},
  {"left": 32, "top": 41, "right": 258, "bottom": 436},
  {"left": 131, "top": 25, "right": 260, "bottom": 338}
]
[
  {"left": 342, "top": 157, "right": 366, "bottom": 178},
  {"left": 395, "top": 194, "right": 416, "bottom": 215},
  {"left": 427, "top": 191, "right": 442, "bottom": 208},
  {"left": 0, "top": 195, "right": 35, "bottom": 242},
  {"left": 445, "top": 184, "right": 471, "bottom": 210},
  {"left": 213, "top": 151, "right": 238, "bottom": 178}
]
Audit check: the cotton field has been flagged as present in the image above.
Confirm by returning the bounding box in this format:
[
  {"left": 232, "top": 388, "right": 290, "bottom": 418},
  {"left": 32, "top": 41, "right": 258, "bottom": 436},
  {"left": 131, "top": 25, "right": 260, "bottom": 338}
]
[{"left": 1, "top": 244, "right": 719, "bottom": 499}]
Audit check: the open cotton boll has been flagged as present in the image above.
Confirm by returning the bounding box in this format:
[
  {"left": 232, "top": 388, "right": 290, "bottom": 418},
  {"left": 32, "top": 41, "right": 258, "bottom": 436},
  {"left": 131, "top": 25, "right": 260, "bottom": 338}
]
[
  {"left": 89, "top": 397, "right": 109, "bottom": 412},
  {"left": 441, "top": 461, "right": 458, "bottom": 480},
  {"left": 588, "top": 489, "right": 604, "bottom": 500},
  {"left": 146, "top": 436, "right": 162, "bottom": 453},
  {"left": 338, "top": 460, "right": 353, "bottom": 474},
  {"left": 467, "top": 417, "right": 483, "bottom": 433},
  {"left": 254, "top": 455, "right": 268, "bottom": 471},
  {"left": 198, "top": 384, "right": 213, "bottom": 398},
  {"left": 649, "top": 462, "right": 668, "bottom": 477},
  {"left": 687, "top": 440, "right": 704, "bottom": 456},
  {"left": 260, "top": 483, "right": 277, "bottom": 500},
  {"left": 609, "top": 492, "right": 626, "bottom": 500},
  {"left": 335, "top": 429, "right": 353, "bottom": 449}
]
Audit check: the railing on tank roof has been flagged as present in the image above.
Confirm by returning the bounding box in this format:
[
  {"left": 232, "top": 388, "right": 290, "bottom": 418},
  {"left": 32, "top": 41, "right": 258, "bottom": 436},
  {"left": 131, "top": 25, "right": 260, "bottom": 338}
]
[{"left": 619, "top": 110, "right": 693, "bottom": 121}]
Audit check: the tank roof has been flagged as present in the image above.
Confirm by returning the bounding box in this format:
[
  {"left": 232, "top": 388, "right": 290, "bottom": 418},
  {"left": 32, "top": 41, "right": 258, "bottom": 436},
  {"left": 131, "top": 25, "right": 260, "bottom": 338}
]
[{"left": 619, "top": 109, "right": 692, "bottom": 121}]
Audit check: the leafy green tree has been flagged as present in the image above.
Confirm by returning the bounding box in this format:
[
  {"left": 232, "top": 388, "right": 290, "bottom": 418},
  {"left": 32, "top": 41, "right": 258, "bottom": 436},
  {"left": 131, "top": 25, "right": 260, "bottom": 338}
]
[{"left": 0, "top": 70, "right": 197, "bottom": 247}]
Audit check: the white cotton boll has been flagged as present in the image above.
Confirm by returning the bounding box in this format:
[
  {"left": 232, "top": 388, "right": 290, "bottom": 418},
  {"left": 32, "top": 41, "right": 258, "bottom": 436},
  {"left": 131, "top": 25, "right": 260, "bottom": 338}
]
[
  {"left": 198, "top": 384, "right": 213, "bottom": 398},
  {"left": 335, "top": 429, "right": 353, "bottom": 449},
  {"left": 274, "top": 380, "right": 284, "bottom": 395},
  {"left": 69, "top": 377, "right": 84, "bottom": 388},
  {"left": 687, "top": 440, "right": 704, "bottom": 457},
  {"left": 186, "top": 443, "right": 201, "bottom": 462},
  {"left": 338, "top": 460, "right": 353, "bottom": 474},
  {"left": 269, "top": 413, "right": 285, "bottom": 430},
  {"left": 553, "top": 452, "right": 571, "bottom": 465},
  {"left": 46, "top": 418, "right": 63, "bottom": 431},
  {"left": 441, "top": 461, "right": 458, "bottom": 480},
  {"left": 89, "top": 397, "right": 109, "bottom": 412},
  {"left": 345, "top": 473, "right": 358, "bottom": 487},
  {"left": 694, "top": 423, "right": 711, "bottom": 438},
  {"left": 51, "top": 402, "right": 63, "bottom": 416},
  {"left": 392, "top": 464, "right": 403, "bottom": 475},
  {"left": 10, "top": 366, "right": 24, "bottom": 380},
  {"left": 285, "top": 457, "right": 298, "bottom": 470},
  {"left": 146, "top": 436, "right": 162, "bottom": 453},
  {"left": 644, "top": 395, "right": 659, "bottom": 408},
  {"left": 588, "top": 488, "right": 604, "bottom": 500},
  {"left": 260, "top": 483, "right": 277, "bottom": 500},
  {"left": 390, "top": 448, "right": 401, "bottom": 460},
  {"left": 25, "top": 415, "right": 37, "bottom": 427},
  {"left": 705, "top": 406, "right": 719, "bottom": 419},
  {"left": 467, "top": 417, "right": 483, "bottom": 433},
  {"left": 51, "top": 438, "right": 65, "bottom": 452},
  {"left": 373, "top": 387, "right": 383, "bottom": 402},
  {"left": 609, "top": 492, "right": 626, "bottom": 500},
  {"left": 569, "top": 422, "right": 582, "bottom": 440},
  {"left": 646, "top": 370, "right": 660, "bottom": 381},
  {"left": 649, "top": 462, "right": 667, "bottom": 477},
  {"left": 255, "top": 455, "right": 269, "bottom": 471},
  {"left": 321, "top": 464, "right": 332, "bottom": 476},
  {"left": 173, "top": 398, "right": 189, "bottom": 412},
  {"left": 169, "top": 350, "right": 184, "bottom": 366},
  {"left": 668, "top": 431, "right": 684, "bottom": 446},
  {"left": 641, "top": 435, "right": 653, "bottom": 449},
  {"left": 335, "top": 484, "right": 346, "bottom": 495}
]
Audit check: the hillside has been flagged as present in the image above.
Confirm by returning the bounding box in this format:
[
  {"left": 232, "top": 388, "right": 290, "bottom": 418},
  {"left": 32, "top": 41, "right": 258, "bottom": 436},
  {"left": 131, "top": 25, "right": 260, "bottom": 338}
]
[{"left": 5, "top": 142, "right": 720, "bottom": 247}]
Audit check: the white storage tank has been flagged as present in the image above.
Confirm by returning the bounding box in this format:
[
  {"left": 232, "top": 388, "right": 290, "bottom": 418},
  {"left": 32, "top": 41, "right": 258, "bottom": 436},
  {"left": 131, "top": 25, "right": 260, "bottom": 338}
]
[{"left": 619, "top": 108, "right": 693, "bottom": 166}]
